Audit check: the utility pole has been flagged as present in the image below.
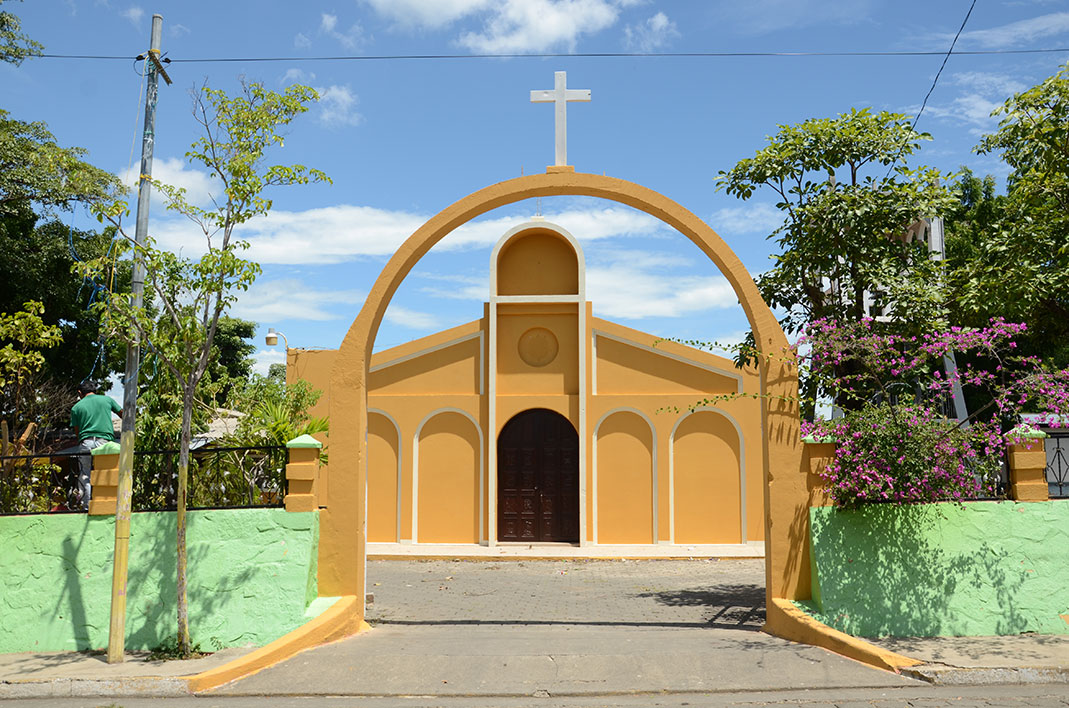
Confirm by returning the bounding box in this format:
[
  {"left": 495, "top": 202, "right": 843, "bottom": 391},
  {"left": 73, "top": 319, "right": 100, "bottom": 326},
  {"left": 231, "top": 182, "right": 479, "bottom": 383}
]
[{"left": 107, "top": 13, "right": 171, "bottom": 664}]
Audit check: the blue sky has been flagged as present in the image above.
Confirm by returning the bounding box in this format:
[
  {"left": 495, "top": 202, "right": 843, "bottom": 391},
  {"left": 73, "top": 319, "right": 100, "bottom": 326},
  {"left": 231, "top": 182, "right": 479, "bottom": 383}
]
[{"left": 4, "top": 0, "right": 1069, "bottom": 376}]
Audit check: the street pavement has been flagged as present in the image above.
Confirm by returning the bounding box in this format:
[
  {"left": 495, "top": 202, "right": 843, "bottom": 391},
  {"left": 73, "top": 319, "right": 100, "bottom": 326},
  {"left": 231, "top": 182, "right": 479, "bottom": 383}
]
[
  {"left": 2, "top": 558, "right": 1065, "bottom": 706},
  {"left": 212, "top": 559, "right": 919, "bottom": 697}
]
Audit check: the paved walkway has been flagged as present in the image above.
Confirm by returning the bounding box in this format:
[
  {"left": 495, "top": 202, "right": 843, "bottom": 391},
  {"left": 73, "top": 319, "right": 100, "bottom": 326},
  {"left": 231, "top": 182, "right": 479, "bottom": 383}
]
[
  {"left": 2, "top": 558, "right": 1065, "bottom": 701},
  {"left": 214, "top": 559, "right": 919, "bottom": 697}
]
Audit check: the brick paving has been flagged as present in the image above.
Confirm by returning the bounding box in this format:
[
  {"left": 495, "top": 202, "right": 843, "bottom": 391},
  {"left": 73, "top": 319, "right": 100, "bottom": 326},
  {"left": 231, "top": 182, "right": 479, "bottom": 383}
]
[{"left": 365, "top": 558, "right": 766, "bottom": 628}]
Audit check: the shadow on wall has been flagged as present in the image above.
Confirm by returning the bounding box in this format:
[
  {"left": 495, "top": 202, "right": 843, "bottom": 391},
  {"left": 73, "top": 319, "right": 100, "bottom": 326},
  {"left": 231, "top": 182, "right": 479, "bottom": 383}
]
[
  {"left": 806, "top": 501, "right": 1069, "bottom": 638},
  {"left": 3, "top": 509, "right": 318, "bottom": 653},
  {"left": 55, "top": 516, "right": 255, "bottom": 651}
]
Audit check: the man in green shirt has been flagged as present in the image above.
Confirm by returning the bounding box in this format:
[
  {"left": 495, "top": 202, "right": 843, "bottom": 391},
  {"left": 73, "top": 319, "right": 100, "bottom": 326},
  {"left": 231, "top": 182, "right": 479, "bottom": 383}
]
[{"left": 68, "top": 381, "right": 122, "bottom": 510}]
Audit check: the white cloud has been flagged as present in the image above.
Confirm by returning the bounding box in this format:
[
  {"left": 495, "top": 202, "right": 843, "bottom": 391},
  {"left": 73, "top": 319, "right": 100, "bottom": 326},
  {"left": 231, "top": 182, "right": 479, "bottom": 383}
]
[
  {"left": 316, "top": 85, "right": 363, "bottom": 127},
  {"left": 120, "top": 6, "right": 144, "bottom": 25},
  {"left": 417, "top": 272, "right": 489, "bottom": 301},
  {"left": 711, "top": 203, "right": 783, "bottom": 235},
  {"left": 362, "top": 0, "right": 494, "bottom": 29},
  {"left": 384, "top": 305, "right": 441, "bottom": 329},
  {"left": 909, "top": 72, "right": 1028, "bottom": 133},
  {"left": 717, "top": 0, "right": 875, "bottom": 35},
  {"left": 587, "top": 252, "right": 739, "bottom": 319},
  {"left": 320, "top": 13, "right": 365, "bottom": 49},
  {"left": 294, "top": 33, "right": 311, "bottom": 49},
  {"left": 416, "top": 246, "right": 742, "bottom": 320},
  {"left": 623, "top": 12, "right": 679, "bottom": 52},
  {"left": 281, "top": 68, "right": 316, "bottom": 85},
  {"left": 120, "top": 157, "right": 221, "bottom": 214},
  {"left": 458, "top": 0, "right": 621, "bottom": 53},
  {"left": 232, "top": 279, "right": 365, "bottom": 322},
  {"left": 144, "top": 202, "right": 664, "bottom": 265},
  {"left": 951, "top": 72, "right": 1027, "bottom": 97},
  {"left": 252, "top": 348, "right": 286, "bottom": 376},
  {"left": 950, "top": 12, "right": 1069, "bottom": 49}
]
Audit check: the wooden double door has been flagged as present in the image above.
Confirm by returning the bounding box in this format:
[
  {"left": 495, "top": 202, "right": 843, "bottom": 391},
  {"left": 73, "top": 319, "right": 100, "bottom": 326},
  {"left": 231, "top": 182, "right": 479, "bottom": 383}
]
[{"left": 497, "top": 409, "right": 579, "bottom": 542}]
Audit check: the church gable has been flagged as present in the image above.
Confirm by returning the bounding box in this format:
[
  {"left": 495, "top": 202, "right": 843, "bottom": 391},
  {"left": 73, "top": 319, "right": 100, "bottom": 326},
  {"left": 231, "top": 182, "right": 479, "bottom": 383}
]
[
  {"left": 369, "top": 321, "right": 484, "bottom": 395},
  {"left": 592, "top": 319, "right": 743, "bottom": 396}
]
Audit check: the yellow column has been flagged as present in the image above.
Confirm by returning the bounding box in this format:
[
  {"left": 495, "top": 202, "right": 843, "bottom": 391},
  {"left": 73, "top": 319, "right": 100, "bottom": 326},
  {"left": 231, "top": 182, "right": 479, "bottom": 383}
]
[
  {"left": 1006, "top": 427, "right": 1049, "bottom": 502},
  {"left": 89, "top": 441, "right": 122, "bottom": 515},
  {"left": 285, "top": 434, "right": 324, "bottom": 512},
  {"left": 803, "top": 438, "right": 836, "bottom": 508}
]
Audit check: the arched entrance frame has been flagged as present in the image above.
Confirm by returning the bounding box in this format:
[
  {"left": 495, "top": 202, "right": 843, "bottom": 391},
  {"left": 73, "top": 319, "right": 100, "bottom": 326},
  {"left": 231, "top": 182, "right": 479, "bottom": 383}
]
[{"left": 328, "top": 171, "right": 806, "bottom": 636}]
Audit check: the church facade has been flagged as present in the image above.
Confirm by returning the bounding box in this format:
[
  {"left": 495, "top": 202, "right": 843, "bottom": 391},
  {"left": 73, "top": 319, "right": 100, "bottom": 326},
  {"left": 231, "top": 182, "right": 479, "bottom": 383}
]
[{"left": 289, "top": 220, "right": 765, "bottom": 548}]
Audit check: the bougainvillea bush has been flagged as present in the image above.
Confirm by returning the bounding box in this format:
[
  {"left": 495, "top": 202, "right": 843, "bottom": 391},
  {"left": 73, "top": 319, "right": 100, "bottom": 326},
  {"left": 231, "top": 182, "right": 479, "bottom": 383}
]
[{"left": 799, "top": 318, "right": 1069, "bottom": 508}]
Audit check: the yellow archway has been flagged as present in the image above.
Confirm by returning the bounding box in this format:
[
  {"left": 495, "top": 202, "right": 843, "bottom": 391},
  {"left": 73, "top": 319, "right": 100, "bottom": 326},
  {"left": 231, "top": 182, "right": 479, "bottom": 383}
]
[{"left": 327, "top": 170, "right": 808, "bottom": 635}]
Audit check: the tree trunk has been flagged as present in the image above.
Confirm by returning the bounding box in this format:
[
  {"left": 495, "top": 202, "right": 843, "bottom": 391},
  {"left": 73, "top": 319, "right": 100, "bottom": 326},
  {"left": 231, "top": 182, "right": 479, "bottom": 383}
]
[{"left": 176, "top": 386, "right": 194, "bottom": 656}]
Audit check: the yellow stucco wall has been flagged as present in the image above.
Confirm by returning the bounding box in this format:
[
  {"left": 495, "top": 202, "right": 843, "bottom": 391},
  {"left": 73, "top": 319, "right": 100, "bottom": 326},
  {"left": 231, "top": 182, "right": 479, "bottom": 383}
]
[
  {"left": 496, "top": 229, "right": 579, "bottom": 296},
  {"left": 416, "top": 411, "right": 481, "bottom": 543},
  {"left": 595, "top": 411, "right": 655, "bottom": 544},
  {"left": 290, "top": 272, "right": 764, "bottom": 549},
  {"left": 367, "top": 413, "right": 399, "bottom": 543},
  {"left": 673, "top": 411, "right": 741, "bottom": 543}
]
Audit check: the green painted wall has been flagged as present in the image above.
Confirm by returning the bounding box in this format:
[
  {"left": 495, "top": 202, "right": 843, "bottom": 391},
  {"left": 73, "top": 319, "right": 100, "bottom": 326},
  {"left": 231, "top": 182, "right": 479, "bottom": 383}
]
[
  {"left": 804, "top": 500, "right": 1069, "bottom": 638},
  {"left": 0, "top": 509, "right": 319, "bottom": 653}
]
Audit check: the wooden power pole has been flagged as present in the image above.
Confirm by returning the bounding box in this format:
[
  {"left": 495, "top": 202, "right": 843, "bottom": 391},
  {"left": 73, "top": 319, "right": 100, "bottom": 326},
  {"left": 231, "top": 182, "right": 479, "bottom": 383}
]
[{"left": 107, "top": 12, "right": 171, "bottom": 664}]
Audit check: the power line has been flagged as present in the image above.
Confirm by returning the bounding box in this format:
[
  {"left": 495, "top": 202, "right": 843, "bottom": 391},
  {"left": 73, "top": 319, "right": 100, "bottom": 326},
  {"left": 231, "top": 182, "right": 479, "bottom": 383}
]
[
  {"left": 886, "top": 0, "right": 978, "bottom": 178},
  {"left": 38, "top": 46, "right": 1069, "bottom": 63},
  {"left": 911, "top": 0, "right": 977, "bottom": 131}
]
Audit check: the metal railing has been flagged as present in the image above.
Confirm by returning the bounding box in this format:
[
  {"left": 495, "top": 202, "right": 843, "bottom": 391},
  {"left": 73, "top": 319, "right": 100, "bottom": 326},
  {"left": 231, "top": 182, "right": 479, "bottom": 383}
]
[
  {"left": 1045, "top": 430, "right": 1069, "bottom": 499},
  {"left": 0, "top": 450, "right": 81, "bottom": 514},
  {"left": 0, "top": 444, "right": 288, "bottom": 515}
]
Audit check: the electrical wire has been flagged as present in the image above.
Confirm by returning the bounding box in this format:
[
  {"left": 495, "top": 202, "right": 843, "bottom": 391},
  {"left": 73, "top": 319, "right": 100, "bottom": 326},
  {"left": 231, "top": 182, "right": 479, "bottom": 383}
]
[
  {"left": 911, "top": 0, "right": 977, "bottom": 132},
  {"left": 885, "top": 0, "right": 978, "bottom": 178},
  {"left": 37, "top": 46, "right": 1069, "bottom": 63}
]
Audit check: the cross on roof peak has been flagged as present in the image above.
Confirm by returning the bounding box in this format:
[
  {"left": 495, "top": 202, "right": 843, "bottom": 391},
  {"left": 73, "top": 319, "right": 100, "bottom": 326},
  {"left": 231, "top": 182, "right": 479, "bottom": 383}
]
[{"left": 530, "top": 71, "right": 591, "bottom": 168}]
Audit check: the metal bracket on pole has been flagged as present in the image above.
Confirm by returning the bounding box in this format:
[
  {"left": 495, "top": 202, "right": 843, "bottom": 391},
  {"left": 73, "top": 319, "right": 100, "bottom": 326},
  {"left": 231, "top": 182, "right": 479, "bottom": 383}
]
[{"left": 147, "top": 50, "right": 172, "bottom": 86}]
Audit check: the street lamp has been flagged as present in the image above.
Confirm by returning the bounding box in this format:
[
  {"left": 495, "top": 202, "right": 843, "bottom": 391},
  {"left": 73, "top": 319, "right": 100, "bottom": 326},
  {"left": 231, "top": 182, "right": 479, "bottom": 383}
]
[{"left": 265, "top": 327, "right": 289, "bottom": 349}]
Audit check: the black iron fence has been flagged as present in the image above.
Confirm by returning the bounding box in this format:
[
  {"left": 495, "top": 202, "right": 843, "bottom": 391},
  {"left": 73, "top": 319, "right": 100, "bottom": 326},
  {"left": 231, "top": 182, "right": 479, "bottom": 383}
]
[
  {"left": 0, "top": 445, "right": 288, "bottom": 515},
  {"left": 1045, "top": 430, "right": 1069, "bottom": 499}
]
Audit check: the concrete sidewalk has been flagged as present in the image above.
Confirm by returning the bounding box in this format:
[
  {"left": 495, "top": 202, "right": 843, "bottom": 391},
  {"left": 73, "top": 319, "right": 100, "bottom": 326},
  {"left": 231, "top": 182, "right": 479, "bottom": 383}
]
[{"left": 1, "top": 558, "right": 1065, "bottom": 699}]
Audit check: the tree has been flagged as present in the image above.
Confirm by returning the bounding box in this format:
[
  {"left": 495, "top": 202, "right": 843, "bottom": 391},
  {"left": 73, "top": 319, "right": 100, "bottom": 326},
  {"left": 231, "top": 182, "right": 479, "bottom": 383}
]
[
  {"left": 0, "top": 110, "right": 124, "bottom": 215},
  {"left": 945, "top": 62, "right": 1069, "bottom": 368},
  {"left": 1, "top": 1, "right": 121, "bottom": 215},
  {"left": 208, "top": 317, "right": 257, "bottom": 406},
  {"left": 0, "top": 213, "right": 129, "bottom": 383},
  {"left": 227, "top": 373, "right": 328, "bottom": 448},
  {"left": 0, "top": 0, "right": 41, "bottom": 66},
  {"left": 717, "top": 109, "right": 956, "bottom": 417},
  {"left": 0, "top": 301, "right": 62, "bottom": 448},
  {"left": 81, "top": 81, "right": 329, "bottom": 656}
]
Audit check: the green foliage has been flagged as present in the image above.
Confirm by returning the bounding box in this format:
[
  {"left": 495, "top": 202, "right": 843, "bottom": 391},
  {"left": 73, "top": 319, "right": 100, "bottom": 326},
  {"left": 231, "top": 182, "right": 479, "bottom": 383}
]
[
  {"left": 227, "top": 374, "right": 328, "bottom": 449},
  {"left": 717, "top": 108, "right": 956, "bottom": 339},
  {"left": 0, "top": 301, "right": 62, "bottom": 388},
  {"left": 0, "top": 0, "right": 41, "bottom": 66},
  {"left": 0, "top": 211, "right": 129, "bottom": 383},
  {"left": 0, "top": 301, "right": 62, "bottom": 438},
  {"left": 945, "top": 62, "right": 1069, "bottom": 369},
  {"left": 79, "top": 80, "right": 327, "bottom": 657},
  {"left": 0, "top": 109, "right": 123, "bottom": 216},
  {"left": 207, "top": 317, "right": 256, "bottom": 406},
  {"left": 0, "top": 2, "right": 120, "bottom": 215}
]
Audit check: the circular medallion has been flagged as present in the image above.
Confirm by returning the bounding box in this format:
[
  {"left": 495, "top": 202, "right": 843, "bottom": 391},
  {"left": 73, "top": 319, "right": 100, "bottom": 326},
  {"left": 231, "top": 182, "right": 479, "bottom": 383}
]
[{"left": 518, "top": 327, "right": 559, "bottom": 367}]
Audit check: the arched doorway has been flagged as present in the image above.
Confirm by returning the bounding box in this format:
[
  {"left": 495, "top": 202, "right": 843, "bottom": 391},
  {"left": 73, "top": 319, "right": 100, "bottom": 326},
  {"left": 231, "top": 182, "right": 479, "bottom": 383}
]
[{"left": 498, "top": 409, "right": 579, "bottom": 543}]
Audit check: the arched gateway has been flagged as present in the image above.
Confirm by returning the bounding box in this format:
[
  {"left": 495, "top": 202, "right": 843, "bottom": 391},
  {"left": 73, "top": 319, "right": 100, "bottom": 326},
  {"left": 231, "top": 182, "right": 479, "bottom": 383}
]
[{"left": 306, "top": 169, "right": 807, "bottom": 639}]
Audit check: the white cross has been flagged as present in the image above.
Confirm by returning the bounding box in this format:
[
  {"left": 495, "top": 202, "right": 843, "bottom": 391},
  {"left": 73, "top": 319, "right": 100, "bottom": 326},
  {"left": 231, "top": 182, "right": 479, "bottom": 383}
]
[{"left": 530, "top": 71, "right": 591, "bottom": 167}]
